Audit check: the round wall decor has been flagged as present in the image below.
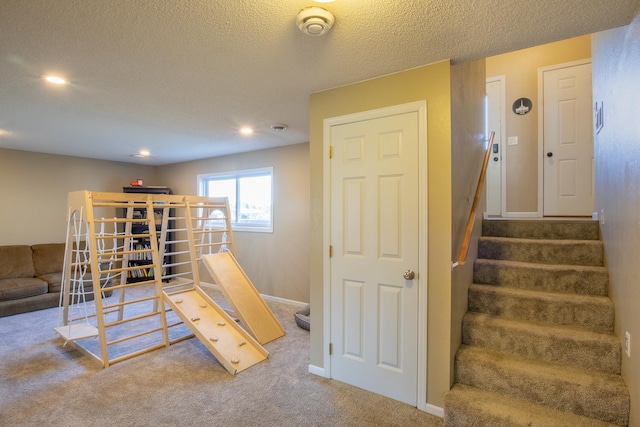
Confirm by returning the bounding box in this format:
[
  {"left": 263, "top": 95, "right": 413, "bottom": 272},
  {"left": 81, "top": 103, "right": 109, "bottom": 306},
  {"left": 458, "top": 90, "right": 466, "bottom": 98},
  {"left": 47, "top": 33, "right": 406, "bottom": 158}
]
[{"left": 512, "top": 98, "right": 532, "bottom": 115}]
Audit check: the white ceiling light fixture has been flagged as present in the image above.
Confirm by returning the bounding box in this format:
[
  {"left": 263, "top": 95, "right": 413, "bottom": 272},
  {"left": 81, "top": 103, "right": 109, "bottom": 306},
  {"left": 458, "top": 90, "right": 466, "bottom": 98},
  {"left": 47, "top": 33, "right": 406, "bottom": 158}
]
[
  {"left": 44, "top": 75, "right": 67, "bottom": 85},
  {"left": 131, "top": 149, "right": 151, "bottom": 158},
  {"left": 296, "top": 7, "right": 335, "bottom": 37}
]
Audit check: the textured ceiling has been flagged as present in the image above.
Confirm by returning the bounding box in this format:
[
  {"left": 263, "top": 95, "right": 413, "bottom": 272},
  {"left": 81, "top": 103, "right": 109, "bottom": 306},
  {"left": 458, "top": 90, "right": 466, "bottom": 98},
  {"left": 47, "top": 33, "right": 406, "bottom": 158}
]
[{"left": 1, "top": 0, "right": 638, "bottom": 165}]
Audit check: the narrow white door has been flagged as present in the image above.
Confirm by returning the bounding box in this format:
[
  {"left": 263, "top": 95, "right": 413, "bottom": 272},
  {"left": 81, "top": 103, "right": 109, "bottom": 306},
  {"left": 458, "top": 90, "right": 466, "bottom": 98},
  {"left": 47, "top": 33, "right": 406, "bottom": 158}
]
[
  {"left": 330, "top": 110, "right": 420, "bottom": 405},
  {"left": 543, "top": 62, "right": 593, "bottom": 216},
  {"left": 486, "top": 78, "right": 504, "bottom": 216}
]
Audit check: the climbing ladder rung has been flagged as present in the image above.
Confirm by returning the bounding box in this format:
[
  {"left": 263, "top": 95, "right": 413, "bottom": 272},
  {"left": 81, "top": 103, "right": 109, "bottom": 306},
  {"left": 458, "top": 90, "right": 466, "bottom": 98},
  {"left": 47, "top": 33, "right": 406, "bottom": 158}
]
[
  {"left": 104, "top": 311, "right": 160, "bottom": 328},
  {"left": 163, "top": 260, "right": 191, "bottom": 269},
  {"left": 103, "top": 278, "right": 156, "bottom": 291},
  {"left": 103, "top": 295, "right": 158, "bottom": 311},
  {"left": 164, "top": 250, "right": 191, "bottom": 256},
  {"left": 109, "top": 343, "right": 168, "bottom": 365},
  {"left": 195, "top": 242, "right": 231, "bottom": 249},
  {"left": 161, "top": 271, "right": 192, "bottom": 280},
  {"left": 94, "top": 218, "right": 147, "bottom": 224},
  {"left": 193, "top": 229, "right": 229, "bottom": 234},
  {"left": 106, "top": 327, "right": 164, "bottom": 346}
]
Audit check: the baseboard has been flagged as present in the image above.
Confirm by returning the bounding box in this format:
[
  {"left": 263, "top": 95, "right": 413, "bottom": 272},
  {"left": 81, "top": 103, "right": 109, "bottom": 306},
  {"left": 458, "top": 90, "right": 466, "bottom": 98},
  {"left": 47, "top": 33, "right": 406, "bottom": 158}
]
[
  {"left": 198, "top": 281, "right": 307, "bottom": 308},
  {"left": 424, "top": 403, "right": 444, "bottom": 418},
  {"left": 503, "top": 211, "right": 539, "bottom": 218},
  {"left": 260, "top": 293, "right": 307, "bottom": 308},
  {"left": 308, "top": 364, "right": 327, "bottom": 377}
]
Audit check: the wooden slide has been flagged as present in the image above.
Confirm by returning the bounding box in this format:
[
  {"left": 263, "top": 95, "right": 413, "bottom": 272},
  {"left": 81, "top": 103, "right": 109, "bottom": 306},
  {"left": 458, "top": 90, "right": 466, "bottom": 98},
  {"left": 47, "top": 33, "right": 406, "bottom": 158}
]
[
  {"left": 202, "top": 252, "right": 285, "bottom": 344},
  {"left": 163, "top": 286, "right": 268, "bottom": 375}
]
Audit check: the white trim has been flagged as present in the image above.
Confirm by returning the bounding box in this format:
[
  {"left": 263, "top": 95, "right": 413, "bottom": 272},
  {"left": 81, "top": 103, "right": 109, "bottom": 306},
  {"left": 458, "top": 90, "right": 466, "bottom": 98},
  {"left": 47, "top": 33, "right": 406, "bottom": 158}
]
[
  {"left": 199, "top": 281, "right": 307, "bottom": 308},
  {"left": 486, "top": 75, "right": 507, "bottom": 217},
  {"left": 537, "top": 59, "right": 592, "bottom": 217},
  {"left": 322, "top": 100, "right": 428, "bottom": 410},
  {"left": 502, "top": 211, "right": 539, "bottom": 218},
  {"left": 308, "top": 364, "right": 328, "bottom": 377},
  {"left": 425, "top": 403, "right": 445, "bottom": 419}
]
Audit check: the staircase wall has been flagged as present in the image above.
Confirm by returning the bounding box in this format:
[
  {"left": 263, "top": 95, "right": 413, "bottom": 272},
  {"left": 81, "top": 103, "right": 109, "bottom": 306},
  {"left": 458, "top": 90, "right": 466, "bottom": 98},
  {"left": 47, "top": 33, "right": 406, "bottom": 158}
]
[
  {"left": 593, "top": 15, "right": 640, "bottom": 427},
  {"left": 450, "top": 59, "right": 487, "bottom": 389}
]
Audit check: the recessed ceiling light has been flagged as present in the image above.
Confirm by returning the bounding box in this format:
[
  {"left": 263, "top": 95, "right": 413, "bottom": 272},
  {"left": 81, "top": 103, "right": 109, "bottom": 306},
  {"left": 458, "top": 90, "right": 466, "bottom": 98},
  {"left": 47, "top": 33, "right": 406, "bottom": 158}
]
[
  {"left": 44, "top": 75, "right": 67, "bottom": 85},
  {"left": 131, "top": 150, "right": 151, "bottom": 158},
  {"left": 240, "top": 127, "right": 254, "bottom": 135}
]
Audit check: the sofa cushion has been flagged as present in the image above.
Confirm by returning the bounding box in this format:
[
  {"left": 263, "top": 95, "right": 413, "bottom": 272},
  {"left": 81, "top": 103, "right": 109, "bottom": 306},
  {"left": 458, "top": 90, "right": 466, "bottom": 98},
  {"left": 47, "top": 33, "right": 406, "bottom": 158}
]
[
  {"left": 0, "top": 277, "right": 48, "bottom": 301},
  {"left": 0, "top": 245, "right": 36, "bottom": 280},
  {"left": 38, "top": 272, "right": 64, "bottom": 293},
  {"left": 32, "top": 243, "right": 65, "bottom": 276}
]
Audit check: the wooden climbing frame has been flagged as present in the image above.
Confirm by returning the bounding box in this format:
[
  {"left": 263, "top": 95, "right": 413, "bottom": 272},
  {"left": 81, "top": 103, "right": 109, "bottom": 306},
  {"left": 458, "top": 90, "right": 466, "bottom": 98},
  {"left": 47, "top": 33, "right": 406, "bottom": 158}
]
[{"left": 55, "top": 190, "right": 271, "bottom": 374}]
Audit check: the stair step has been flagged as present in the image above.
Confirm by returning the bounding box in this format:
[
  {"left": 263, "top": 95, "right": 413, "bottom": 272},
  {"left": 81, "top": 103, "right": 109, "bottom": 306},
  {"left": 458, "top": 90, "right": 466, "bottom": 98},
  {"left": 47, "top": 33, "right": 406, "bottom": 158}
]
[
  {"left": 462, "top": 312, "right": 621, "bottom": 374},
  {"left": 478, "top": 236, "right": 604, "bottom": 266},
  {"left": 454, "top": 345, "right": 630, "bottom": 425},
  {"left": 473, "top": 258, "right": 609, "bottom": 296},
  {"left": 444, "top": 384, "right": 620, "bottom": 427},
  {"left": 482, "top": 219, "right": 600, "bottom": 240},
  {"left": 468, "top": 284, "right": 614, "bottom": 332}
]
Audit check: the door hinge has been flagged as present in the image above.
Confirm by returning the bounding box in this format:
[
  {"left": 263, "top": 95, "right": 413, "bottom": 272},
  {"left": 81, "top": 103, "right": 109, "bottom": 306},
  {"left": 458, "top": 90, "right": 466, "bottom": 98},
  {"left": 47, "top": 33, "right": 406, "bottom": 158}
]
[
  {"left": 329, "top": 146, "right": 333, "bottom": 159},
  {"left": 329, "top": 343, "right": 333, "bottom": 355},
  {"left": 329, "top": 245, "right": 333, "bottom": 257}
]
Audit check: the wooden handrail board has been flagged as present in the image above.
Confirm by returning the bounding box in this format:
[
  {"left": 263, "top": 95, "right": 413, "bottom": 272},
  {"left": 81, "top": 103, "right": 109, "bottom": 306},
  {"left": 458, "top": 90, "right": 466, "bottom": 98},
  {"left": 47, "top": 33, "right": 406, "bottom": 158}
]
[
  {"left": 163, "top": 286, "right": 268, "bottom": 375},
  {"left": 202, "top": 252, "right": 285, "bottom": 344},
  {"left": 458, "top": 131, "right": 495, "bottom": 265}
]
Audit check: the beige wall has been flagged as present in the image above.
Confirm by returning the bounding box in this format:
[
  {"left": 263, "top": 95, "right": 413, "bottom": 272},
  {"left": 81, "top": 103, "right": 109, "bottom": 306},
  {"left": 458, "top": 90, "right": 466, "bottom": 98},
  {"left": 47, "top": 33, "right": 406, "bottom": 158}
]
[
  {"left": 486, "top": 35, "right": 591, "bottom": 213},
  {"left": 0, "top": 144, "right": 310, "bottom": 303},
  {"left": 158, "top": 143, "right": 310, "bottom": 303},
  {"left": 592, "top": 18, "right": 640, "bottom": 426},
  {"left": 309, "top": 61, "right": 453, "bottom": 409},
  {"left": 449, "top": 59, "right": 487, "bottom": 384},
  {"left": 0, "top": 148, "right": 157, "bottom": 245}
]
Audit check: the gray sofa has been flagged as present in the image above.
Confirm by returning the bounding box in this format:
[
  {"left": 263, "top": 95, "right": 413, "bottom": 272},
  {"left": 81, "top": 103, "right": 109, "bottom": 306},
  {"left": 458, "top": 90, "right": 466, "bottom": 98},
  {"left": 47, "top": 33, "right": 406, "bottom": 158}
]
[{"left": 0, "top": 243, "right": 111, "bottom": 317}]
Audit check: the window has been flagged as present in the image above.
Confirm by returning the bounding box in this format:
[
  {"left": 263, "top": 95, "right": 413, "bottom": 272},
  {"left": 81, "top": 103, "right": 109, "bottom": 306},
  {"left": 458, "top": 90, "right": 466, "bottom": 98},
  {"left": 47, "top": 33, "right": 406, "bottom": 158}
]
[{"left": 198, "top": 167, "right": 273, "bottom": 232}]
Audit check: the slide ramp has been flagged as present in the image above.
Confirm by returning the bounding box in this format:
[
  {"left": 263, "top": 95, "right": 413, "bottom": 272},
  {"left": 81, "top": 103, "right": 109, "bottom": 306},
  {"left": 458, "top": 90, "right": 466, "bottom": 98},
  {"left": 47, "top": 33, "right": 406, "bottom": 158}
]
[
  {"left": 163, "top": 286, "right": 268, "bottom": 375},
  {"left": 202, "top": 252, "right": 285, "bottom": 344}
]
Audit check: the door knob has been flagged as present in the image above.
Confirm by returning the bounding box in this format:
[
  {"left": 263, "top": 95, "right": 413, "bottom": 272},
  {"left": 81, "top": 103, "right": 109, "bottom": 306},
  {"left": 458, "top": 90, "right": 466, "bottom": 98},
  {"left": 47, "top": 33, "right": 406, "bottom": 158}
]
[
  {"left": 547, "top": 152, "right": 553, "bottom": 157},
  {"left": 403, "top": 270, "right": 415, "bottom": 280}
]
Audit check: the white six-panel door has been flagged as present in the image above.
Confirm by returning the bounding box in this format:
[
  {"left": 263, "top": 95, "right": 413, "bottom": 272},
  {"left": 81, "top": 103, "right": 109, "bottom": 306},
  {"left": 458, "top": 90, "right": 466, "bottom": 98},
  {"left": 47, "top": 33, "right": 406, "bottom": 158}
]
[
  {"left": 543, "top": 62, "right": 594, "bottom": 216},
  {"left": 329, "top": 109, "right": 420, "bottom": 406}
]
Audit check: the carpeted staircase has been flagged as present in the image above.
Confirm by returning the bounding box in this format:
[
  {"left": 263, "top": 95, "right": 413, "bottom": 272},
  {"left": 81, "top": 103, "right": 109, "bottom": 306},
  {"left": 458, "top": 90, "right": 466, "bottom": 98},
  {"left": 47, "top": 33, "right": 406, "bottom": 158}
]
[{"left": 444, "top": 219, "right": 630, "bottom": 427}]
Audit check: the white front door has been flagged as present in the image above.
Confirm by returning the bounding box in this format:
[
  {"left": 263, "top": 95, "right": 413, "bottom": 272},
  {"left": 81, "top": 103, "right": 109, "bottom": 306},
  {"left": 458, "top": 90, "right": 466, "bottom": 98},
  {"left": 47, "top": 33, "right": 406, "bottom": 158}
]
[
  {"left": 543, "top": 62, "right": 594, "bottom": 216},
  {"left": 329, "top": 107, "right": 421, "bottom": 406},
  {"left": 486, "top": 78, "right": 504, "bottom": 216}
]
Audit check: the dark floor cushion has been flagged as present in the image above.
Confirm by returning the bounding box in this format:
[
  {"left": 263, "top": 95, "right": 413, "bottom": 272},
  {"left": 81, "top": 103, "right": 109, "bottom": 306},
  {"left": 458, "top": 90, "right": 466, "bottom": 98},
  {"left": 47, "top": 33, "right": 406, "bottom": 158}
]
[
  {"left": 294, "top": 304, "right": 310, "bottom": 331},
  {"left": 0, "top": 278, "right": 48, "bottom": 301}
]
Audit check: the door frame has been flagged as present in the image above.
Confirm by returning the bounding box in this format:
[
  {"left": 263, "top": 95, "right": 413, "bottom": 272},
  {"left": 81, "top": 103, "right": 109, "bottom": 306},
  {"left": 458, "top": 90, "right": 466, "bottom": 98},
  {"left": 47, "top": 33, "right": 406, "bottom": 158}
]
[
  {"left": 322, "top": 101, "right": 428, "bottom": 411},
  {"left": 486, "top": 75, "right": 507, "bottom": 217},
  {"left": 537, "top": 58, "right": 592, "bottom": 217}
]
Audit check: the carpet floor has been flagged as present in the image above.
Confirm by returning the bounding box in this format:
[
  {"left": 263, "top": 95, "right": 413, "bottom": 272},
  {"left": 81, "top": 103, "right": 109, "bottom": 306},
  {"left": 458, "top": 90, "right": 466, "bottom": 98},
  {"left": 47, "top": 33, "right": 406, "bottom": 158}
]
[{"left": 0, "top": 286, "right": 442, "bottom": 427}]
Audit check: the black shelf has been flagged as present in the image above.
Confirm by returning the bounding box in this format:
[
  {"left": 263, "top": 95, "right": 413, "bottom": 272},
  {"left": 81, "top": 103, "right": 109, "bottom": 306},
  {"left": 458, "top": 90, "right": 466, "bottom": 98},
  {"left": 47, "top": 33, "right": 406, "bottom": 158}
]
[{"left": 123, "top": 186, "right": 173, "bottom": 283}]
